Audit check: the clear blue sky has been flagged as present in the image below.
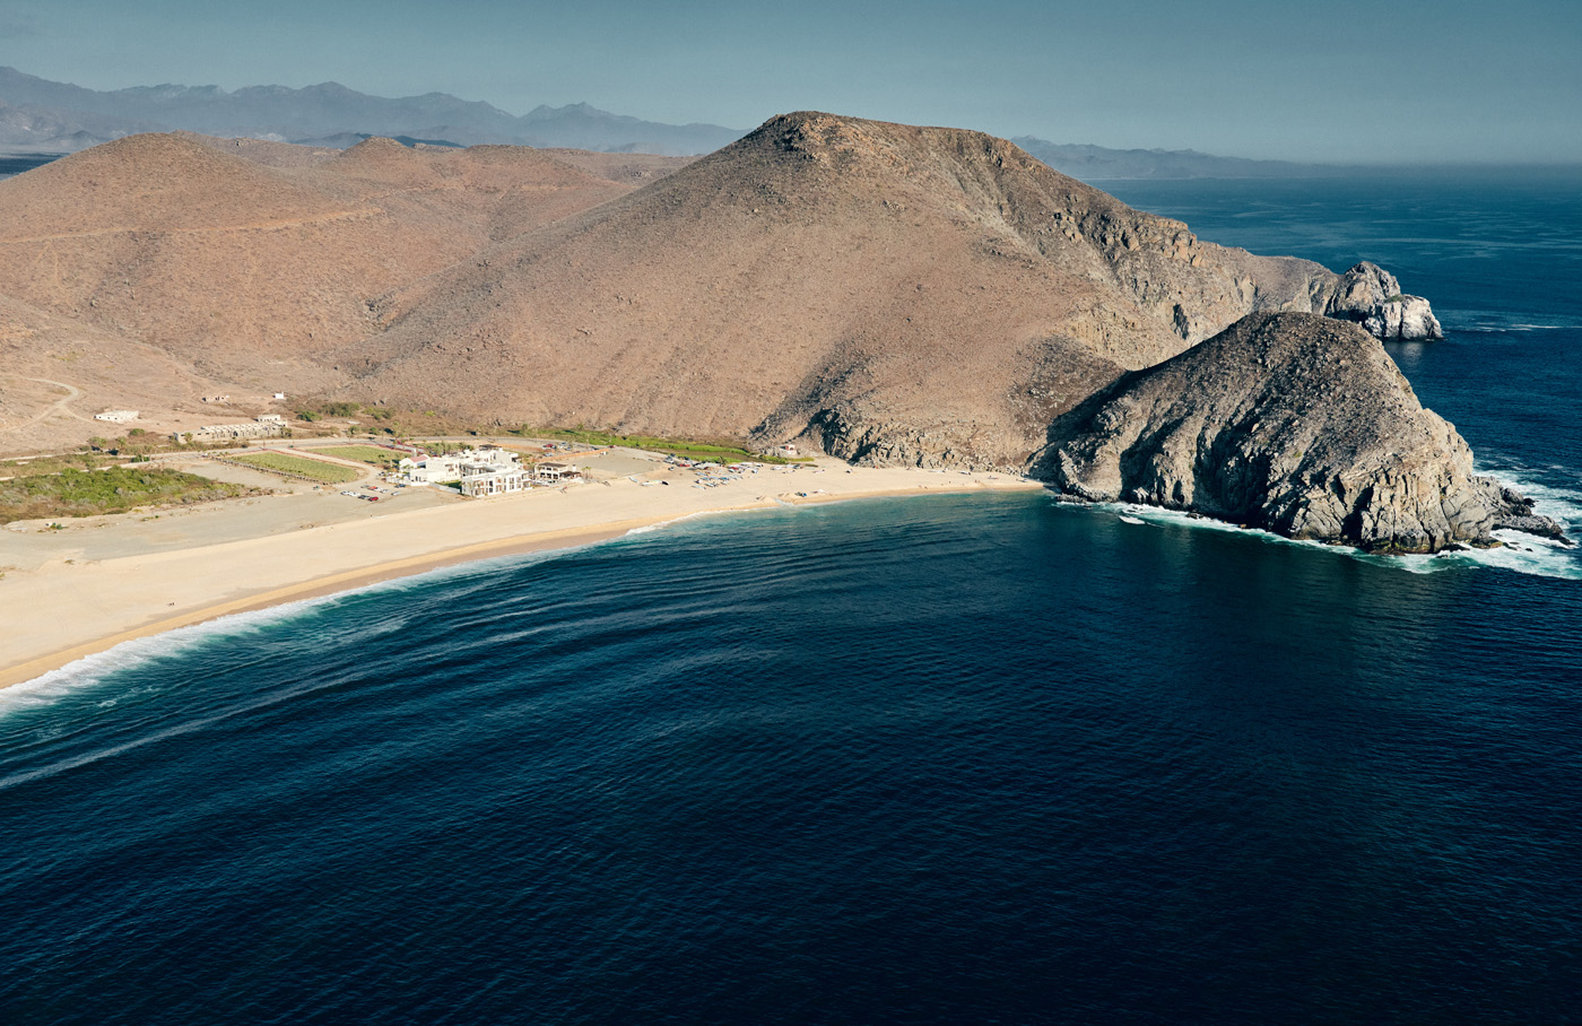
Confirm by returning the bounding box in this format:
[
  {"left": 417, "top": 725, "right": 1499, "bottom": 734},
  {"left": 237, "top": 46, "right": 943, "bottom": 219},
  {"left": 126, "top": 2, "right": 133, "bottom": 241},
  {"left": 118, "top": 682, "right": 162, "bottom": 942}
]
[{"left": 2, "top": 0, "right": 1579, "bottom": 163}]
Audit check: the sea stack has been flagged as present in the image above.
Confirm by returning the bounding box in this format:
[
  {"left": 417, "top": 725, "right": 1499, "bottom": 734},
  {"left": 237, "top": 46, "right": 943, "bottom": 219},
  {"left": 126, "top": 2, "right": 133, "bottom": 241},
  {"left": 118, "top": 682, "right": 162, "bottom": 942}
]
[
  {"left": 1033, "top": 312, "right": 1551, "bottom": 552},
  {"left": 1322, "top": 261, "right": 1444, "bottom": 340}
]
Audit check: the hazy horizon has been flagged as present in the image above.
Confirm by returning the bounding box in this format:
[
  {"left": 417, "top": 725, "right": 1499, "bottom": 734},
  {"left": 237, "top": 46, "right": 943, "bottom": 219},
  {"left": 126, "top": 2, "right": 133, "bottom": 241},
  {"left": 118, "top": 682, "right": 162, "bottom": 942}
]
[{"left": 1, "top": 0, "right": 1578, "bottom": 164}]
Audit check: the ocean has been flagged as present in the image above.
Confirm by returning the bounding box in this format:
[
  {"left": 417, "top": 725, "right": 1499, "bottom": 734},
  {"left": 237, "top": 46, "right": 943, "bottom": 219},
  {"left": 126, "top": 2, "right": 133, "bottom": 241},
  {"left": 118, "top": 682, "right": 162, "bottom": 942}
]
[{"left": 3, "top": 170, "right": 1580, "bottom": 1024}]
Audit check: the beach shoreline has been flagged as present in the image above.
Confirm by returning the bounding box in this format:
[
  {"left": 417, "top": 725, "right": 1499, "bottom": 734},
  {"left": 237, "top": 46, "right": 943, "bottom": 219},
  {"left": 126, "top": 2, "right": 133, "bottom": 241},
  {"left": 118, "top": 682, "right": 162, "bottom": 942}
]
[{"left": 1, "top": 455, "right": 1041, "bottom": 689}]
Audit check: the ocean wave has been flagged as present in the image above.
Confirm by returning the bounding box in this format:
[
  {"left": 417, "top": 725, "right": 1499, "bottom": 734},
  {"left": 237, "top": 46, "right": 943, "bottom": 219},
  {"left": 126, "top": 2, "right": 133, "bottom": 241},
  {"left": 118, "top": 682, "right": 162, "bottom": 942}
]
[
  {"left": 619, "top": 501, "right": 824, "bottom": 539},
  {"left": 1478, "top": 464, "right": 1582, "bottom": 519},
  {"left": 1451, "top": 324, "right": 1581, "bottom": 336},
  {"left": 1442, "top": 311, "right": 1582, "bottom": 333},
  {"left": 1080, "top": 499, "right": 1582, "bottom": 581},
  {"left": 620, "top": 511, "right": 730, "bottom": 537},
  {"left": 0, "top": 597, "right": 331, "bottom": 718},
  {"left": 0, "top": 543, "right": 613, "bottom": 717}
]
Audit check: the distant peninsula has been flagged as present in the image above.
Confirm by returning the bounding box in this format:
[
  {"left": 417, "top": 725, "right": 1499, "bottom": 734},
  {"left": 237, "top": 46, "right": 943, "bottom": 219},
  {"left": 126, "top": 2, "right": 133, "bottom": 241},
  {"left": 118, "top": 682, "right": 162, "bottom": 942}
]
[{"left": 1009, "top": 137, "right": 1360, "bottom": 180}]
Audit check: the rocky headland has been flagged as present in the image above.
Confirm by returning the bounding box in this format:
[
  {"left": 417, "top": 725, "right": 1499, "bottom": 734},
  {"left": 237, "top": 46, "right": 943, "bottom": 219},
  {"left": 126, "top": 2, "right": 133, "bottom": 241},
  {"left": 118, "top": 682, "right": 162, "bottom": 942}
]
[{"left": 1033, "top": 312, "right": 1558, "bottom": 552}]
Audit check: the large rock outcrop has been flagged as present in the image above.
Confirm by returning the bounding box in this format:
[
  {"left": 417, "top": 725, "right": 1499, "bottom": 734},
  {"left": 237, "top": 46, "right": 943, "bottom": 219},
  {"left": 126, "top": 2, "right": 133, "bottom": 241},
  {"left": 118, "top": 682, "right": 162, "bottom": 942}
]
[
  {"left": 1321, "top": 261, "right": 1443, "bottom": 340},
  {"left": 1033, "top": 312, "right": 1553, "bottom": 552}
]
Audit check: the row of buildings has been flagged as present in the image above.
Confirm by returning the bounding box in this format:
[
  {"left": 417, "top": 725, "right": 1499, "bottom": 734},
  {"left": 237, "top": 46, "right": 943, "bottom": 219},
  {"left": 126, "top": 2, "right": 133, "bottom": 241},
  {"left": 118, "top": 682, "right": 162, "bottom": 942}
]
[{"left": 173, "top": 414, "right": 287, "bottom": 444}]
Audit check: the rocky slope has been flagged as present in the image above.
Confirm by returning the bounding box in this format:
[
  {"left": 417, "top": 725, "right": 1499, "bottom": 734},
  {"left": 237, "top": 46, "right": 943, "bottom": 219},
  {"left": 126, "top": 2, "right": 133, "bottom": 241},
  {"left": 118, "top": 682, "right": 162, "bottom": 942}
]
[{"left": 1033, "top": 312, "right": 1553, "bottom": 551}]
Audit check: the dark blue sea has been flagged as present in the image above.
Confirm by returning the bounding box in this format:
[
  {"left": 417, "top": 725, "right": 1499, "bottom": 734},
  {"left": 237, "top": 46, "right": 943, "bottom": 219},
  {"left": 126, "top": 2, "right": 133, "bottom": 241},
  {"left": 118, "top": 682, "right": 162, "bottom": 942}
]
[{"left": 3, "top": 171, "right": 1581, "bottom": 1025}]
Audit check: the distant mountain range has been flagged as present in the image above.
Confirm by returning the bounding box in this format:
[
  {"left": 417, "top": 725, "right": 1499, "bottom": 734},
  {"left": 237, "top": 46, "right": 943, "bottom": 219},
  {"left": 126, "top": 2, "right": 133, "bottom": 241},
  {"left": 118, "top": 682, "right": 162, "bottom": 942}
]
[
  {"left": 0, "top": 66, "right": 1347, "bottom": 178},
  {"left": 0, "top": 67, "right": 746, "bottom": 156}
]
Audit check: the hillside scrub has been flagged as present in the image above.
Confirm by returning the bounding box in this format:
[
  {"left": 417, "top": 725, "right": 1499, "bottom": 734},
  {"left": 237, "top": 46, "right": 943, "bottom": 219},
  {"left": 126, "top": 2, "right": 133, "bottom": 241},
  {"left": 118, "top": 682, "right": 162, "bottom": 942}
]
[
  {"left": 0, "top": 466, "right": 254, "bottom": 523},
  {"left": 529, "top": 427, "right": 792, "bottom": 464}
]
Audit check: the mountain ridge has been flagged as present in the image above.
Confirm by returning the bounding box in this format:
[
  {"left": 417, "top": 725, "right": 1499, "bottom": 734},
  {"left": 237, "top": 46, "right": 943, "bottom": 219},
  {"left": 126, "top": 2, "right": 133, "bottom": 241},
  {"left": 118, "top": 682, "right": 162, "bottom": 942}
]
[
  {"left": 0, "top": 66, "right": 744, "bottom": 156},
  {"left": 341, "top": 112, "right": 1359, "bottom": 467}
]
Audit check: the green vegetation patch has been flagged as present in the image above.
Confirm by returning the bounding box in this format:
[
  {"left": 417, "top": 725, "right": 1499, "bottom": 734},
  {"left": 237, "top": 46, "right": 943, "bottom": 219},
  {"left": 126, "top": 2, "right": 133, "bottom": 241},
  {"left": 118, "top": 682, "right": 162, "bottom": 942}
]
[
  {"left": 227, "top": 452, "right": 360, "bottom": 483},
  {"left": 528, "top": 427, "right": 791, "bottom": 464},
  {"left": 316, "top": 444, "right": 408, "bottom": 468},
  {"left": 2, "top": 452, "right": 112, "bottom": 478},
  {"left": 0, "top": 467, "right": 252, "bottom": 524}
]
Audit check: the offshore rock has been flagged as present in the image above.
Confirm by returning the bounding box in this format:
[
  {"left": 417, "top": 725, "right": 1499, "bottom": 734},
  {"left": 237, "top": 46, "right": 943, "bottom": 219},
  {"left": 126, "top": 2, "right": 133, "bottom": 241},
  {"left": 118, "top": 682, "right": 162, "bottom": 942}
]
[
  {"left": 1323, "top": 261, "right": 1444, "bottom": 340},
  {"left": 1032, "top": 312, "right": 1555, "bottom": 552},
  {"left": 1491, "top": 488, "right": 1572, "bottom": 544}
]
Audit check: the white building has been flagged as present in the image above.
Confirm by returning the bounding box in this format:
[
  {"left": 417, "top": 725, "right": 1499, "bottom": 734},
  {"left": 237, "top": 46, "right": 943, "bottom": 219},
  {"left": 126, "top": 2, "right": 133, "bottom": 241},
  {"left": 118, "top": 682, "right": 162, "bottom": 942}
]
[
  {"left": 534, "top": 462, "right": 581, "bottom": 483},
  {"left": 399, "top": 447, "right": 526, "bottom": 491},
  {"left": 460, "top": 467, "right": 529, "bottom": 497},
  {"left": 94, "top": 410, "right": 139, "bottom": 423}
]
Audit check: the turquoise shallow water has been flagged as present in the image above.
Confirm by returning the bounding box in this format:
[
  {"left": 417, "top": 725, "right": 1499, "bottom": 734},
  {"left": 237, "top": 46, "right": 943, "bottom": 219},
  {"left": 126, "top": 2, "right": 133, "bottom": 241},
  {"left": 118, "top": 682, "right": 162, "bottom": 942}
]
[{"left": 3, "top": 172, "right": 1581, "bottom": 1024}]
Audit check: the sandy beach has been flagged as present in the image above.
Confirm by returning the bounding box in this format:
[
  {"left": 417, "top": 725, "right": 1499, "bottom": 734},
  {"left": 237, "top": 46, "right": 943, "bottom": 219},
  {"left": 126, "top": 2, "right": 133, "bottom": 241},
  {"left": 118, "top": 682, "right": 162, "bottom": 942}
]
[{"left": 0, "top": 449, "right": 1040, "bottom": 688}]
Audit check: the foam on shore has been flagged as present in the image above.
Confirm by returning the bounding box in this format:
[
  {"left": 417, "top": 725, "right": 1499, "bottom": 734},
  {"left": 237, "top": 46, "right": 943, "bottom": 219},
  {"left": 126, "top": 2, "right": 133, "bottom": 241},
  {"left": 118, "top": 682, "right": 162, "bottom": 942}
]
[{"left": 1080, "top": 487, "right": 1581, "bottom": 581}]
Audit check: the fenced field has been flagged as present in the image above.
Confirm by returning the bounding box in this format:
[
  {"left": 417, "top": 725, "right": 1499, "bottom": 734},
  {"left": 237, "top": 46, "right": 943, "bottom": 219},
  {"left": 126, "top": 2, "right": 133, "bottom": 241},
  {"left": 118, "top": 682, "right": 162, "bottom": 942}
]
[{"left": 225, "top": 452, "right": 360, "bottom": 484}]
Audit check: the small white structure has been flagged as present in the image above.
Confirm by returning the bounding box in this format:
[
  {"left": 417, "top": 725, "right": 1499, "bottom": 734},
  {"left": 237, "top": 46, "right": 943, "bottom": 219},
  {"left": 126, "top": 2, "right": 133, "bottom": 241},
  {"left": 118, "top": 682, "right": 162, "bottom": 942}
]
[
  {"left": 272, "top": 392, "right": 287, "bottom": 401},
  {"left": 95, "top": 410, "right": 139, "bottom": 423},
  {"left": 777, "top": 444, "right": 798, "bottom": 456},
  {"left": 255, "top": 414, "right": 286, "bottom": 424},
  {"left": 534, "top": 462, "right": 582, "bottom": 483},
  {"left": 200, "top": 394, "right": 231, "bottom": 404}
]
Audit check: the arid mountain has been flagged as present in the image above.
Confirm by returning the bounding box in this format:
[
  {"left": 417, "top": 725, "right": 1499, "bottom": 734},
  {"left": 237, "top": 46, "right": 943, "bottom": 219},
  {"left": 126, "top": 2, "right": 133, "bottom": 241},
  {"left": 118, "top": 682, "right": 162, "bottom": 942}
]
[
  {"left": 0, "top": 67, "right": 745, "bottom": 156},
  {"left": 1, "top": 111, "right": 1509, "bottom": 549},
  {"left": 0, "top": 132, "right": 638, "bottom": 399},
  {"left": 0, "top": 112, "right": 1372, "bottom": 463},
  {"left": 347, "top": 112, "right": 1350, "bottom": 467}
]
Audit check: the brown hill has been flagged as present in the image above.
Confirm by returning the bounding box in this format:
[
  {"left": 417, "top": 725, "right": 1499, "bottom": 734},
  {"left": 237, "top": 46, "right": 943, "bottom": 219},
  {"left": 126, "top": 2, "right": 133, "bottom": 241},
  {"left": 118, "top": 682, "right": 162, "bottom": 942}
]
[
  {"left": 0, "top": 112, "right": 1540, "bottom": 549},
  {"left": 0, "top": 133, "right": 634, "bottom": 395},
  {"left": 2, "top": 113, "right": 1438, "bottom": 483},
  {"left": 534, "top": 149, "right": 694, "bottom": 186},
  {"left": 347, "top": 112, "right": 1344, "bottom": 467}
]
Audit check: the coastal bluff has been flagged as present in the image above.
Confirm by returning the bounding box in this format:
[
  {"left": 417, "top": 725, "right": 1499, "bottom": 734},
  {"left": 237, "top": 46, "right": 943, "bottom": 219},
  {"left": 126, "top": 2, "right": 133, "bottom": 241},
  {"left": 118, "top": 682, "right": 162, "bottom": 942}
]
[{"left": 1033, "top": 312, "right": 1557, "bottom": 552}]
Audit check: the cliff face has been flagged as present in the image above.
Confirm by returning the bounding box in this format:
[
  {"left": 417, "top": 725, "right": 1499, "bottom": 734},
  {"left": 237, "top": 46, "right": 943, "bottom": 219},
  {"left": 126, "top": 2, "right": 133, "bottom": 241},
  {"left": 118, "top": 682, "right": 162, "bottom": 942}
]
[{"left": 1033, "top": 313, "right": 1547, "bottom": 552}]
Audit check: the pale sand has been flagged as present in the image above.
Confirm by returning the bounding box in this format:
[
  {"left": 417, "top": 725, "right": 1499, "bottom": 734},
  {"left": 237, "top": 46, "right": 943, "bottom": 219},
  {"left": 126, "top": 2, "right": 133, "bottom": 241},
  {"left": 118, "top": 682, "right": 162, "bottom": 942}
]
[{"left": 0, "top": 456, "right": 1041, "bottom": 688}]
